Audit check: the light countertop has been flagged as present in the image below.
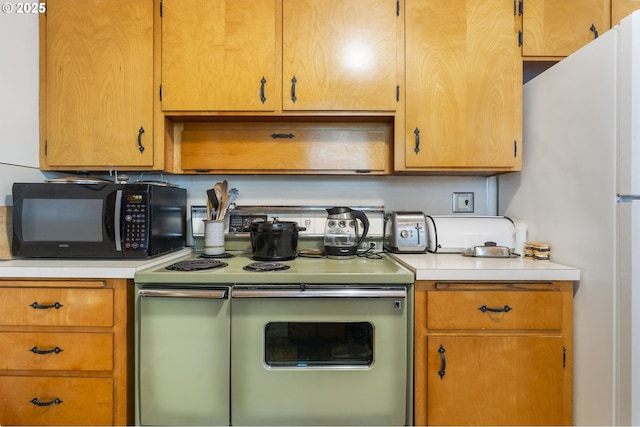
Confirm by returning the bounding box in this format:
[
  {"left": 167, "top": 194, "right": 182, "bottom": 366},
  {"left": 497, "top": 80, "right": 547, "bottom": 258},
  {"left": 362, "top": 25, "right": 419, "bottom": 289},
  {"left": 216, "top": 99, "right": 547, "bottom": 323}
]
[
  {"left": 390, "top": 253, "right": 580, "bottom": 282},
  {"left": 0, "top": 248, "right": 192, "bottom": 279},
  {"left": 0, "top": 249, "right": 580, "bottom": 282}
]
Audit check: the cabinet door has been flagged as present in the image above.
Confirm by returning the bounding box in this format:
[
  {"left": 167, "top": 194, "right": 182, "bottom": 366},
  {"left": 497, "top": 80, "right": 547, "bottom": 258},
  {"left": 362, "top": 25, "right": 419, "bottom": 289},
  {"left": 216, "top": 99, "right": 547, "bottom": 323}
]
[
  {"left": 426, "top": 336, "right": 566, "bottom": 426},
  {"left": 612, "top": 0, "right": 640, "bottom": 25},
  {"left": 161, "top": 0, "right": 276, "bottom": 111},
  {"left": 404, "top": 0, "right": 520, "bottom": 169},
  {"left": 44, "top": 0, "right": 154, "bottom": 168},
  {"left": 522, "top": 0, "right": 610, "bottom": 57},
  {"left": 282, "top": 0, "right": 398, "bottom": 111}
]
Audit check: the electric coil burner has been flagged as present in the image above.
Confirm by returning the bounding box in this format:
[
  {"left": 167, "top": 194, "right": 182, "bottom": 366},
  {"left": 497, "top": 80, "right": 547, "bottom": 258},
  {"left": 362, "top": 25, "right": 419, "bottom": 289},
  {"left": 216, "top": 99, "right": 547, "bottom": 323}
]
[
  {"left": 166, "top": 259, "right": 228, "bottom": 271},
  {"left": 242, "top": 262, "right": 291, "bottom": 272},
  {"left": 199, "top": 252, "right": 235, "bottom": 259}
]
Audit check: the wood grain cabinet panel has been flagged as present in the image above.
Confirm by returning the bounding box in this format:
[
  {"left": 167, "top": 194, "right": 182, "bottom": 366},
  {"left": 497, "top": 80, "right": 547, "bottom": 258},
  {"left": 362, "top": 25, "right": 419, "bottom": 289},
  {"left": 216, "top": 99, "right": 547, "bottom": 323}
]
[
  {"left": 400, "top": 0, "right": 521, "bottom": 173},
  {"left": 0, "top": 332, "right": 113, "bottom": 371},
  {"left": 612, "top": 0, "right": 640, "bottom": 25},
  {"left": 521, "top": 0, "right": 610, "bottom": 58},
  {"left": 161, "top": 0, "right": 276, "bottom": 112},
  {"left": 0, "top": 288, "right": 114, "bottom": 327},
  {"left": 0, "top": 376, "right": 113, "bottom": 426},
  {"left": 426, "top": 290, "right": 563, "bottom": 330},
  {"left": 179, "top": 120, "right": 392, "bottom": 174},
  {"left": 426, "top": 335, "right": 565, "bottom": 426},
  {"left": 41, "top": 0, "right": 156, "bottom": 170},
  {"left": 414, "top": 281, "right": 573, "bottom": 426},
  {"left": 0, "top": 279, "right": 132, "bottom": 426},
  {"left": 282, "top": 0, "right": 398, "bottom": 111}
]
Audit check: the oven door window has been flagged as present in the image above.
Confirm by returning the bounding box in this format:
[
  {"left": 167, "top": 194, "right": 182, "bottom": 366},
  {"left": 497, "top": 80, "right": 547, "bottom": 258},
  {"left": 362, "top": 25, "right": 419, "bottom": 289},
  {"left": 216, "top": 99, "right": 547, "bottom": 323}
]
[{"left": 264, "top": 322, "right": 373, "bottom": 367}]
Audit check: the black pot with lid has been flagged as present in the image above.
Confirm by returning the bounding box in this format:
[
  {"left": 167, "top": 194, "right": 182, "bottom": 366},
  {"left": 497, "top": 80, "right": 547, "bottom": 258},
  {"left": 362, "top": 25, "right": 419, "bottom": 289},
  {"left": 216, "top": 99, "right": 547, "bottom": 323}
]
[{"left": 250, "top": 218, "right": 304, "bottom": 261}]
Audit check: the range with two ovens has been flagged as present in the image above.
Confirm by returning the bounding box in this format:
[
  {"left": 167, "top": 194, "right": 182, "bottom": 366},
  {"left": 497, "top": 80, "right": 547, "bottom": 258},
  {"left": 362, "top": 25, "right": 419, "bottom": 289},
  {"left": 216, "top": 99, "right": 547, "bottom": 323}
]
[{"left": 134, "top": 206, "right": 414, "bottom": 426}]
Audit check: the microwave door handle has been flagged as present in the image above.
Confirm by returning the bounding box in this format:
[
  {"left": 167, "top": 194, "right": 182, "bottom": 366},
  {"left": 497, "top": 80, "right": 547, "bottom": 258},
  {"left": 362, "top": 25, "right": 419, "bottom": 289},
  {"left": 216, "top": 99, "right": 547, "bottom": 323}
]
[{"left": 114, "top": 189, "right": 122, "bottom": 252}]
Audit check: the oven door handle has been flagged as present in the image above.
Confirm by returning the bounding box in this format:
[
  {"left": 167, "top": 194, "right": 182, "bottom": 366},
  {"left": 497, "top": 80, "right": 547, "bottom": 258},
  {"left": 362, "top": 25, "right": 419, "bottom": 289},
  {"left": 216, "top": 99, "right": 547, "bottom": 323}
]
[
  {"left": 231, "top": 287, "right": 406, "bottom": 299},
  {"left": 139, "top": 288, "right": 228, "bottom": 299}
]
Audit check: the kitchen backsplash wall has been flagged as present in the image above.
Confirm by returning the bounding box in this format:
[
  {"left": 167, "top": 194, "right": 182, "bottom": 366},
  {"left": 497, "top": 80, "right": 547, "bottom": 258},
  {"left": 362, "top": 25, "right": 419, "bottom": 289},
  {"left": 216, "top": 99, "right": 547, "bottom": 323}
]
[{"left": 0, "top": 165, "right": 497, "bottom": 216}]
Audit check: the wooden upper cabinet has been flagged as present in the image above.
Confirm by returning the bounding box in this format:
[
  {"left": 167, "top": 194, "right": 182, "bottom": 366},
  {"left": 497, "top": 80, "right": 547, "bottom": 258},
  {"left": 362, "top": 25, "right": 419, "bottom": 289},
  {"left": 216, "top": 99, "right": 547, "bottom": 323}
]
[
  {"left": 521, "top": 0, "right": 610, "bottom": 58},
  {"left": 161, "top": 0, "right": 398, "bottom": 113},
  {"left": 282, "top": 0, "right": 398, "bottom": 111},
  {"left": 161, "top": 0, "right": 277, "bottom": 111},
  {"left": 42, "top": 0, "right": 155, "bottom": 169},
  {"left": 612, "top": 0, "right": 640, "bottom": 25},
  {"left": 402, "top": 0, "right": 521, "bottom": 172}
]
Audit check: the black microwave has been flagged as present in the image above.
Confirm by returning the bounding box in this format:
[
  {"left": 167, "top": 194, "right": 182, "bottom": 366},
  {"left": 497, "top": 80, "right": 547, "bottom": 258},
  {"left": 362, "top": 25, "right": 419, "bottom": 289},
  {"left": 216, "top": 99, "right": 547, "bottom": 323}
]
[{"left": 12, "top": 182, "right": 187, "bottom": 259}]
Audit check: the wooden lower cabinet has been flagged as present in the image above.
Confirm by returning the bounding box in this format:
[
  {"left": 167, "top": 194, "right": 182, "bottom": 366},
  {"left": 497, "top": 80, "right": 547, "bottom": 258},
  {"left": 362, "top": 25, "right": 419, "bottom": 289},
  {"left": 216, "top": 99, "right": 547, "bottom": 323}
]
[
  {"left": 414, "top": 281, "right": 573, "bottom": 426},
  {"left": 0, "top": 279, "right": 133, "bottom": 426}
]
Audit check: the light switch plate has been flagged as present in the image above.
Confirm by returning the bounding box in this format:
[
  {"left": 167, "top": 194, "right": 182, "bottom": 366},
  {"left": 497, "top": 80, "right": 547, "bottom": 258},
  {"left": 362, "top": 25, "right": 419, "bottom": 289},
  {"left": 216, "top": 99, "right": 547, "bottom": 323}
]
[{"left": 452, "top": 192, "right": 474, "bottom": 213}]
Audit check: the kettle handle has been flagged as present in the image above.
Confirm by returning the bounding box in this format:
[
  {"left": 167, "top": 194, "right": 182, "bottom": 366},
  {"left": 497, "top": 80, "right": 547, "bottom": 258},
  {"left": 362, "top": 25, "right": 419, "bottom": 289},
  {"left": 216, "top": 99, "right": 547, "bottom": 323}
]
[{"left": 352, "top": 210, "right": 370, "bottom": 245}]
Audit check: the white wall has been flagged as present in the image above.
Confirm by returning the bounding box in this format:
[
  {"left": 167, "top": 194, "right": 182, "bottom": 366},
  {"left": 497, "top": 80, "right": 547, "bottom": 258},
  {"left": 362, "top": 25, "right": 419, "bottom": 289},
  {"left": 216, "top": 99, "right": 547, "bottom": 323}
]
[{"left": 0, "top": 10, "right": 46, "bottom": 198}]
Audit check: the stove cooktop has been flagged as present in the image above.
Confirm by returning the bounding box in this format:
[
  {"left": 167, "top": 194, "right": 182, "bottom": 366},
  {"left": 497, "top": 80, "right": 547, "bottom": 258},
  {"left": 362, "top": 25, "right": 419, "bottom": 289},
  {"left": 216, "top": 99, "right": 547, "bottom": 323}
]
[{"left": 135, "top": 251, "right": 414, "bottom": 285}]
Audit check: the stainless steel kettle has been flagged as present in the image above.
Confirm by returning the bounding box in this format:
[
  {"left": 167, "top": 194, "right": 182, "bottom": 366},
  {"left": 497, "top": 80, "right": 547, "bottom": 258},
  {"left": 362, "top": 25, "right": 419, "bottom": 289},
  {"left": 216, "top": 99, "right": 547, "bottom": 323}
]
[{"left": 324, "top": 207, "right": 370, "bottom": 259}]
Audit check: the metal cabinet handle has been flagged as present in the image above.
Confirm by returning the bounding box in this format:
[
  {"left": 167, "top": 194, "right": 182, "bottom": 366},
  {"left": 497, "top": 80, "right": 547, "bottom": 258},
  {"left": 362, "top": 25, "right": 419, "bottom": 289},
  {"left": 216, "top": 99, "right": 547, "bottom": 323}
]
[
  {"left": 30, "top": 302, "right": 63, "bottom": 310},
  {"left": 271, "top": 133, "right": 295, "bottom": 139},
  {"left": 291, "top": 76, "right": 297, "bottom": 103},
  {"left": 30, "top": 397, "right": 63, "bottom": 407},
  {"left": 478, "top": 304, "right": 513, "bottom": 313},
  {"left": 438, "top": 344, "right": 446, "bottom": 379},
  {"left": 413, "top": 127, "right": 421, "bottom": 154},
  {"left": 30, "top": 346, "right": 63, "bottom": 355},
  {"left": 590, "top": 24, "right": 599, "bottom": 39},
  {"left": 137, "top": 127, "right": 145, "bottom": 153},
  {"left": 260, "top": 77, "right": 267, "bottom": 104}
]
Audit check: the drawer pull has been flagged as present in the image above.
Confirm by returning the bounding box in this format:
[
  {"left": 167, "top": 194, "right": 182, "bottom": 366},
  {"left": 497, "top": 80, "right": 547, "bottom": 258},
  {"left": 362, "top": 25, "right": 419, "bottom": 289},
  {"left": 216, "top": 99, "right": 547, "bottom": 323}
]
[
  {"left": 478, "top": 304, "right": 512, "bottom": 313},
  {"left": 271, "top": 133, "right": 295, "bottom": 139},
  {"left": 438, "top": 344, "right": 446, "bottom": 379},
  {"left": 30, "top": 346, "right": 64, "bottom": 355},
  {"left": 30, "top": 301, "right": 64, "bottom": 310},
  {"left": 30, "top": 397, "right": 63, "bottom": 407}
]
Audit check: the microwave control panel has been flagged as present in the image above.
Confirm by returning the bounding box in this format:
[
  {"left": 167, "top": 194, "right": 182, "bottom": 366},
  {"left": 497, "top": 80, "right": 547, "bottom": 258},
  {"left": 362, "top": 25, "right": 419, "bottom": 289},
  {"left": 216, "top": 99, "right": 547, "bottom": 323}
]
[{"left": 123, "top": 193, "right": 148, "bottom": 250}]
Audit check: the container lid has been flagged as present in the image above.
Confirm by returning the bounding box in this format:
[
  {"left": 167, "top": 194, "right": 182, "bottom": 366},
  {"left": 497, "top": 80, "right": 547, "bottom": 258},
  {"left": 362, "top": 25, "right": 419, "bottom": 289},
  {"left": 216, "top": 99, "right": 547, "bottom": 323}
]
[{"left": 250, "top": 218, "right": 299, "bottom": 232}]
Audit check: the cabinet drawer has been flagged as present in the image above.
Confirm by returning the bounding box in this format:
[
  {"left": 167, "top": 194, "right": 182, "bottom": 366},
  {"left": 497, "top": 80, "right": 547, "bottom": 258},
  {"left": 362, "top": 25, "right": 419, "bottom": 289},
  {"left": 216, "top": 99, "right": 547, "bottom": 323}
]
[
  {"left": 0, "top": 376, "right": 113, "bottom": 425},
  {"left": 426, "top": 291, "right": 563, "bottom": 330},
  {"left": 0, "top": 332, "right": 113, "bottom": 371},
  {"left": 0, "top": 288, "right": 113, "bottom": 327},
  {"left": 180, "top": 120, "right": 391, "bottom": 173}
]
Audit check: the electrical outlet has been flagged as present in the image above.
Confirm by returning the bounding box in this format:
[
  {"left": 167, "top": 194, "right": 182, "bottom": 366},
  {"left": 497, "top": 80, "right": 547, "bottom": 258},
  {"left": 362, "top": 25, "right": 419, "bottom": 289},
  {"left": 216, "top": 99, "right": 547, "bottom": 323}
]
[{"left": 453, "top": 192, "right": 474, "bottom": 213}]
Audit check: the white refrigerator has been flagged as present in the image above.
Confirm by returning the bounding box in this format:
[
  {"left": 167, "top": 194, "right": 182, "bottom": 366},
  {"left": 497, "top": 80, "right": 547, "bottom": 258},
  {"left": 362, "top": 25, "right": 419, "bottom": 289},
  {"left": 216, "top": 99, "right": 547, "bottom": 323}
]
[{"left": 499, "top": 11, "right": 640, "bottom": 426}]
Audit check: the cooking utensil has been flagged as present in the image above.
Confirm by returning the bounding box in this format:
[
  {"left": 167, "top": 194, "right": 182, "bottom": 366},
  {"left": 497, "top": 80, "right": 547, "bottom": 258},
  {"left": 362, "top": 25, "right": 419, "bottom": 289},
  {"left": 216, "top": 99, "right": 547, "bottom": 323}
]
[
  {"left": 206, "top": 189, "right": 218, "bottom": 220},
  {"left": 216, "top": 187, "right": 238, "bottom": 221},
  {"left": 209, "top": 180, "right": 238, "bottom": 220},
  {"left": 250, "top": 218, "right": 304, "bottom": 261}
]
